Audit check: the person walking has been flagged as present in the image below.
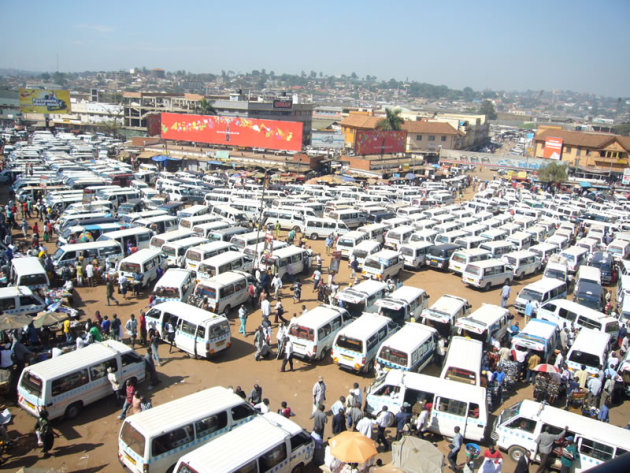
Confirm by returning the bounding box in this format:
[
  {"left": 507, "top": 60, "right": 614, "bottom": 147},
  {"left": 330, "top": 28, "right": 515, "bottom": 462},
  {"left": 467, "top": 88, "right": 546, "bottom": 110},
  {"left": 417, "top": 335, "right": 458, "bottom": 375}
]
[
  {"left": 394, "top": 404, "right": 412, "bottom": 440},
  {"left": 310, "top": 403, "right": 327, "bottom": 438},
  {"left": 238, "top": 304, "right": 248, "bottom": 336},
  {"left": 312, "top": 377, "right": 326, "bottom": 413},
  {"left": 85, "top": 261, "right": 95, "bottom": 287},
  {"left": 312, "top": 268, "right": 322, "bottom": 291},
  {"left": 111, "top": 314, "right": 121, "bottom": 341},
  {"left": 150, "top": 329, "right": 161, "bottom": 366},
  {"left": 513, "top": 450, "right": 531, "bottom": 473},
  {"left": 535, "top": 425, "right": 567, "bottom": 473},
  {"left": 144, "top": 348, "right": 160, "bottom": 387},
  {"left": 447, "top": 425, "right": 464, "bottom": 471},
  {"left": 34, "top": 408, "right": 56, "bottom": 458},
  {"left": 525, "top": 351, "right": 541, "bottom": 384},
  {"left": 125, "top": 314, "right": 138, "bottom": 348},
  {"left": 271, "top": 274, "right": 282, "bottom": 299},
  {"left": 375, "top": 406, "right": 394, "bottom": 451},
  {"left": 166, "top": 318, "right": 176, "bottom": 353},
  {"left": 332, "top": 407, "right": 346, "bottom": 435},
  {"left": 261, "top": 296, "right": 271, "bottom": 320},
  {"left": 350, "top": 256, "right": 359, "bottom": 282},
  {"left": 559, "top": 437, "right": 577, "bottom": 473},
  {"left": 107, "top": 366, "right": 122, "bottom": 403},
  {"left": 500, "top": 282, "right": 511, "bottom": 308},
  {"left": 106, "top": 277, "right": 119, "bottom": 306},
  {"left": 139, "top": 311, "right": 147, "bottom": 346},
  {"left": 118, "top": 379, "right": 137, "bottom": 420},
  {"left": 280, "top": 336, "right": 294, "bottom": 372}
]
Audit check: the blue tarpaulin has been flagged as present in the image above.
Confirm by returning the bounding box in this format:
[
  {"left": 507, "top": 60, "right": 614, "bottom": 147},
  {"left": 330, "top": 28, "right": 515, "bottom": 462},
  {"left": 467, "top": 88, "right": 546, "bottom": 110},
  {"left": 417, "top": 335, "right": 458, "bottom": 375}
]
[
  {"left": 406, "top": 173, "right": 416, "bottom": 180},
  {"left": 151, "top": 155, "right": 179, "bottom": 162},
  {"left": 342, "top": 176, "right": 356, "bottom": 182}
]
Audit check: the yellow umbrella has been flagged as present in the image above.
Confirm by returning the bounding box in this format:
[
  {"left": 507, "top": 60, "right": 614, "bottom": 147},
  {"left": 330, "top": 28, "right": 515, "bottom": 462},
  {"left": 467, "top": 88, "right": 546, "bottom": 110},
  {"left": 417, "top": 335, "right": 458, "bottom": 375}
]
[{"left": 329, "top": 431, "right": 378, "bottom": 464}]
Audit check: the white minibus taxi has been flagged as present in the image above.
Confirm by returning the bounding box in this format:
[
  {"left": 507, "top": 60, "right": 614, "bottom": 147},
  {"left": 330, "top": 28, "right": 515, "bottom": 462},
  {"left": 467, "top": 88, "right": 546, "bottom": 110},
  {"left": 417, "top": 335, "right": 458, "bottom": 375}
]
[
  {"left": 173, "top": 412, "right": 314, "bottom": 473},
  {"left": 260, "top": 247, "right": 309, "bottom": 281},
  {"left": 18, "top": 340, "right": 145, "bottom": 420},
  {"left": 178, "top": 214, "right": 218, "bottom": 231},
  {"left": 536, "top": 299, "right": 619, "bottom": 336},
  {"left": 0, "top": 286, "right": 46, "bottom": 316},
  {"left": 162, "top": 236, "right": 208, "bottom": 268},
  {"left": 501, "top": 250, "right": 541, "bottom": 279},
  {"left": 493, "top": 400, "right": 630, "bottom": 471},
  {"left": 288, "top": 305, "right": 350, "bottom": 361},
  {"left": 10, "top": 256, "right": 49, "bottom": 290},
  {"left": 193, "top": 271, "right": 252, "bottom": 315},
  {"left": 513, "top": 279, "right": 567, "bottom": 315},
  {"left": 607, "top": 239, "right": 630, "bottom": 261},
  {"left": 334, "top": 280, "right": 389, "bottom": 317},
  {"left": 455, "top": 304, "right": 510, "bottom": 345},
  {"left": 441, "top": 336, "right": 483, "bottom": 386},
  {"left": 327, "top": 208, "right": 364, "bottom": 229},
  {"left": 449, "top": 248, "right": 491, "bottom": 275},
  {"left": 52, "top": 240, "right": 124, "bottom": 274},
  {"left": 149, "top": 229, "right": 195, "bottom": 250},
  {"left": 357, "top": 223, "right": 387, "bottom": 243},
  {"left": 99, "top": 227, "right": 154, "bottom": 250},
  {"left": 336, "top": 230, "right": 368, "bottom": 259},
  {"left": 197, "top": 251, "right": 253, "bottom": 282},
  {"left": 303, "top": 217, "right": 350, "bottom": 240},
  {"left": 117, "top": 248, "right": 167, "bottom": 288},
  {"left": 374, "top": 285, "right": 429, "bottom": 327},
  {"left": 558, "top": 245, "right": 589, "bottom": 274},
  {"left": 152, "top": 269, "right": 196, "bottom": 304},
  {"left": 184, "top": 241, "right": 235, "bottom": 272},
  {"left": 134, "top": 215, "right": 178, "bottom": 234},
  {"left": 118, "top": 386, "right": 257, "bottom": 473},
  {"left": 230, "top": 231, "right": 266, "bottom": 251},
  {"left": 399, "top": 241, "right": 434, "bottom": 270},
  {"left": 462, "top": 258, "right": 513, "bottom": 290},
  {"left": 567, "top": 329, "right": 611, "bottom": 376},
  {"left": 511, "top": 318, "right": 559, "bottom": 364},
  {"left": 506, "top": 230, "right": 533, "bottom": 250},
  {"left": 362, "top": 249, "right": 404, "bottom": 281},
  {"left": 242, "top": 240, "right": 287, "bottom": 262},
  {"left": 529, "top": 243, "right": 560, "bottom": 265},
  {"left": 332, "top": 312, "right": 398, "bottom": 373},
  {"left": 350, "top": 239, "right": 382, "bottom": 267},
  {"left": 419, "top": 294, "right": 471, "bottom": 340},
  {"left": 478, "top": 240, "right": 514, "bottom": 258},
  {"left": 375, "top": 323, "right": 438, "bottom": 374},
  {"left": 384, "top": 225, "right": 415, "bottom": 250},
  {"left": 192, "top": 220, "right": 231, "bottom": 239},
  {"left": 365, "top": 369, "right": 487, "bottom": 441}
]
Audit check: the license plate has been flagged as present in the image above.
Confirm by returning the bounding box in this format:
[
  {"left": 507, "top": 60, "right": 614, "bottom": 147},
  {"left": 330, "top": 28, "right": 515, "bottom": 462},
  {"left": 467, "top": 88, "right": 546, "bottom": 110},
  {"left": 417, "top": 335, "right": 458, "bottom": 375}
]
[
  {"left": 216, "top": 340, "right": 225, "bottom": 346},
  {"left": 466, "top": 278, "right": 475, "bottom": 283},
  {"left": 295, "top": 344, "right": 305, "bottom": 349},
  {"left": 125, "top": 453, "right": 137, "bottom": 465},
  {"left": 342, "top": 355, "right": 353, "bottom": 361},
  {"left": 24, "top": 400, "right": 35, "bottom": 410},
  {"left": 431, "top": 259, "right": 438, "bottom": 264}
]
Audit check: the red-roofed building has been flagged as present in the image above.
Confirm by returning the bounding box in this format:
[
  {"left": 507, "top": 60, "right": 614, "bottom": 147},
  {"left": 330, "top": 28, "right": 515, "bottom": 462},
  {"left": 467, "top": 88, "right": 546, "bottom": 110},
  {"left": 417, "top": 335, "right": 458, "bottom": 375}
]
[{"left": 402, "top": 121, "right": 463, "bottom": 153}]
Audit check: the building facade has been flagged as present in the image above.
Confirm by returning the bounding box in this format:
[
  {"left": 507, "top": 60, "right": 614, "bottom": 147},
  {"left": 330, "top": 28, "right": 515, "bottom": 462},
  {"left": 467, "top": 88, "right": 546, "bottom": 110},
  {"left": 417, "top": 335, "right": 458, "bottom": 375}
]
[
  {"left": 402, "top": 121, "right": 462, "bottom": 153},
  {"left": 123, "top": 92, "right": 204, "bottom": 132}
]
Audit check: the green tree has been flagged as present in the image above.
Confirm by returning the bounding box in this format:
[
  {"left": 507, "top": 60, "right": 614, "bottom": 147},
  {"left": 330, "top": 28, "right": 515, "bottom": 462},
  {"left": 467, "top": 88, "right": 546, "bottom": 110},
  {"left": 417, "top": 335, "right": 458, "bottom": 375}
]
[
  {"left": 613, "top": 123, "right": 630, "bottom": 136},
  {"left": 377, "top": 108, "right": 404, "bottom": 131},
  {"left": 196, "top": 98, "right": 217, "bottom": 116},
  {"left": 479, "top": 100, "right": 497, "bottom": 120},
  {"left": 537, "top": 161, "right": 568, "bottom": 184}
]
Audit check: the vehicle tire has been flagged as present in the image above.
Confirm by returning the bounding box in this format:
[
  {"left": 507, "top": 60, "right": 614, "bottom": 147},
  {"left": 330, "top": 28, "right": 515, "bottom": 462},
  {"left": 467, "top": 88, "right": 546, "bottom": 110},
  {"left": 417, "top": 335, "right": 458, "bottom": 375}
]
[
  {"left": 65, "top": 401, "right": 83, "bottom": 420},
  {"left": 166, "top": 466, "right": 176, "bottom": 473},
  {"left": 292, "top": 464, "right": 305, "bottom": 473},
  {"left": 508, "top": 446, "right": 527, "bottom": 463},
  {"left": 310, "top": 233, "right": 318, "bottom": 240},
  {"left": 485, "top": 283, "right": 491, "bottom": 291},
  {"left": 320, "top": 347, "right": 330, "bottom": 362},
  {"left": 223, "top": 305, "right": 231, "bottom": 315},
  {"left": 293, "top": 226, "right": 301, "bottom": 233}
]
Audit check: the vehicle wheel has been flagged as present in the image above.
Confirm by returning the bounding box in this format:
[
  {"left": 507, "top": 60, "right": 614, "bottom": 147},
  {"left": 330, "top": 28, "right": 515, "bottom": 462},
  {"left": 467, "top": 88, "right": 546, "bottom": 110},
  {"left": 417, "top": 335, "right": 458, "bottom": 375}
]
[
  {"left": 65, "top": 401, "right": 83, "bottom": 420},
  {"left": 292, "top": 464, "right": 305, "bottom": 473},
  {"left": 319, "top": 347, "right": 330, "bottom": 361},
  {"left": 293, "top": 226, "right": 301, "bottom": 233},
  {"left": 485, "top": 283, "right": 491, "bottom": 291},
  {"left": 508, "top": 446, "right": 527, "bottom": 463},
  {"left": 310, "top": 233, "right": 318, "bottom": 240},
  {"left": 223, "top": 305, "right": 231, "bottom": 315},
  {"left": 166, "top": 466, "right": 175, "bottom": 473}
]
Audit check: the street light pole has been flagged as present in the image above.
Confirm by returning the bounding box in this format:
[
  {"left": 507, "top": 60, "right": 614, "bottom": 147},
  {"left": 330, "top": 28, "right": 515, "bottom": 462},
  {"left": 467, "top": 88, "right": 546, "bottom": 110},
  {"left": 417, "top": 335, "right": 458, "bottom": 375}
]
[{"left": 253, "top": 170, "right": 270, "bottom": 269}]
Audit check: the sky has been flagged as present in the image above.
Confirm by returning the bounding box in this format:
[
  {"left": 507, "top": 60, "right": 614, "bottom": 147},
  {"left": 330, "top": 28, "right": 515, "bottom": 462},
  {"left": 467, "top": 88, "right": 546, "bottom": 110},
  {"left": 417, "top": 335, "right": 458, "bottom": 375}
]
[{"left": 1, "top": 0, "right": 628, "bottom": 97}]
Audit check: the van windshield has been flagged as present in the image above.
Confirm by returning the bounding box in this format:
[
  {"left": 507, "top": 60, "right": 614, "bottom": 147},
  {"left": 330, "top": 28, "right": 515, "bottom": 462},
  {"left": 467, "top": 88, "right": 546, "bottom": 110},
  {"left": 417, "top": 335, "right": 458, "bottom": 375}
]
[
  {"left": 444, "top": 367, "right": 477, "bottom": 385},
  {"left": 378, "top": 346, "right": 408, "bottom": 367},
  {"left": 120, "top": 421, "right": 146, "bottom": 457},
  {"left": 336, "top": 335, "right": 363, "bottom": 353},
  {"left": 451, "top": 254, "right": 466, "bottom": 264},
  {"left": 20, "top": 371, "right": 43, "bottom": 398},
  {"left": 544, "top": 268, "right": 566, "bottom": 281},
  {"left": 290, "top": 325, "right": 314, "bottom": 341},
  {"left": 569, "top": 350, "right": 600, "bottom": 368},
  {"left": 466, "top": 265, "right": 482, "bottom": 276},
  {"left": 519, "top": 288, "right": 543, "bottom": 302},
  {"left": 400, "top": 246, "right": 416, "bottom": 257},
  {"left": 353, "top": 250, "right": 368, "bottom": 259},
  {"left": 154, "top": 286, "right": 179, "bottom": 298},
  {"left": 162, "top": 246, "right": 176, "bottom": 256},
  {"left": 151, "top": 237, "right": 166, "bottom": 248},
  {"left": 364, "top": 259, "right": 381, "bottom": 270},
  {"left": 198, "top": 264, "right": 216, "bottom": 278},
  {"left": 187, "top": 251, "right": 203, "bottom": 262},
  {"left": 21, "top": 274, "right": 48, "bottom": 285},
  {"left": 195, "top": 284, "right": 217, "bottom": 300},
  {"left": 337, "top": 238, "right": 353, "bottom": 247},
  {"left": 120, "top": 262, "right": 141, "bottom": 273}
]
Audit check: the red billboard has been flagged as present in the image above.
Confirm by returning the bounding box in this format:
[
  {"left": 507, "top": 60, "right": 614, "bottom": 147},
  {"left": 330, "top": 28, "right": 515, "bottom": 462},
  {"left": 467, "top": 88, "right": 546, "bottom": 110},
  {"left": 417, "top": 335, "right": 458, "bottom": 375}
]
[
  {"left": 543, "top": 137, "right": 563, "bottom": 160},
  {"left": 160, "top": 113, "right": 303, "bottom": 151},
  {"left": 355, "top": 130, "right": 407, "bottom": 155}
]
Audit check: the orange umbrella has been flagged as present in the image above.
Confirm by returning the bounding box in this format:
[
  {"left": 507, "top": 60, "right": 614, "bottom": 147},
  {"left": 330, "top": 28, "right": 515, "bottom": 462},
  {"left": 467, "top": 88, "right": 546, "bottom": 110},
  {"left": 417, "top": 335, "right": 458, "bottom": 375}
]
[{"left": 329, "top": 431, "right": 378, "bottom": 464}]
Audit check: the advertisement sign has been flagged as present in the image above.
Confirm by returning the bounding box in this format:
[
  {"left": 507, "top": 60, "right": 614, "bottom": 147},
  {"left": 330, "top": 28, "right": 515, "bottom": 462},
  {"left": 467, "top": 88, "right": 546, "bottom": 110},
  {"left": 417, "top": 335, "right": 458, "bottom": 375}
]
[
  {"left": 355, "top": 130, "right": 407, "bottom": 155},
  {"left": 146, "top": 113, "right": 161, "bottom": 137},
  {"left": 311, "top": 131, "right": 345, "bottom": 149},
  {"left": 543, "top": 137, "right": 563, "bottom": 160},
  {"left": 273, "top": 99, "right": 293, "bottom": 109},
  {"left": 19, "top": 89, "right": 70, "bottom": 114},
  {"left": 161, "top": 113, "right": 303, "bottom": 152},
  {"left": 623, "top": 169, "right": 630, "bottom": 186}
]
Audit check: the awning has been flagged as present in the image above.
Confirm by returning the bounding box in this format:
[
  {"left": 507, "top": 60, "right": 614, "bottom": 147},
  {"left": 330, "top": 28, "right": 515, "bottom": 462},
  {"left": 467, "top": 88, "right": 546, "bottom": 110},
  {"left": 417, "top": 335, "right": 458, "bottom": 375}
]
[
  {"left": 151, "top": 155, "right": 180, "bottom": 162},
  {"left": 342, "top": 176, "right": 356, "bottom": 182},
  {"left": 405, "top": 172, "right": 416, "bottom": 180}
]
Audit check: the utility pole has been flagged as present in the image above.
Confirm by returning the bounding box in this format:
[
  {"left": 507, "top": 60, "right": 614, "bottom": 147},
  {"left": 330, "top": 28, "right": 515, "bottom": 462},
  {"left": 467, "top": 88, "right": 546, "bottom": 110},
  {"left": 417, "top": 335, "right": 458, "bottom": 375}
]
[{"left": 253, "top": 170, "right": 269, "bottom": 268}]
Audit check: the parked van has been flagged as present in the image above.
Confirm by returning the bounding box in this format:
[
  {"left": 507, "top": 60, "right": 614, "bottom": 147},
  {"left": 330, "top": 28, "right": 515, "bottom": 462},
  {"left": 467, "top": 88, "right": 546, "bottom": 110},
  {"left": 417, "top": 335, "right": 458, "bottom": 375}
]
[
  {"left": 58, "top": 222, "right": 128, "bottom": 246},
  {"left": 332, "top": 312, "right": 398, "bottom": 373},
  {"left": 117, "top": 248, "right": 167, "bottom": 288},
  {"left": 434, "top": 230, "right": 467, "bottom": 246},
  {"left": 260, "top": 247, "right": 309, "bottom": 281},
  {"left": 242, "top": 240, "right": 287, "bottom": 262},
  {"left": 336, "top": 230, "right": 368, "bottom": 259},
  {"left": 149, "top": 229, "right": 195, "bottom": 250},
  {"left": 134, "top": 215, "right": 178, "bottom": 234},
  {"left": 529, "top": 243, "right": 559, "bottom": 265},
  {"left": 52, "top": 240, "right": 123, "bottom": 274},
  {"left": 193, "top": 271, "right": 252, "bottom": 315},
  {"left": 462, "top": 258, "right": 513, "bottom": 290},
  {"left": 494, "top": 399, "right": 630, "bottom": 471},
  {"left": 479, "top": 240, "right": 514, "bottom": 258},
  {"left": 99, "top": 227, "right": 153, "bottom": 251},
  {"left": 172, "top": 412, "right": 314, "bottom": 473},
  {"left": 205, "top": 226, "right": 250, "bottom": 243},
  {"left": 184, "top": 241, "right": 235, "bottom": 272},
  {"left": 228, "top": 231, "right": 265, "bottom": 251},
  {"left": 567, "top": 329, "right": 611, "bottom": 376},
  {"left": 178, "top": 214, "right": 218, "bottom": 231},
  {"left": 456, "top": 304, "right": 510, "bottom": 345},
  {"left": 546, "top": 234, "right": 570, "bottom": 250},
  {"left": 10, "top": 257, "right": 49, "bottom": 290},
  {"left": 374, "top": 286, "right": 429, "bottom": 326},
  {"left": 288, "top": 305, "right": 350, "bottom": 361},
  {"left": 118, "top": 386, "right": 257, "bottom": 473},
  {"left": 502, "top": 250, "right": 541, "bottom": 279},
  {"left": 365, "top": 369, "right": 488, "bottom": 441},
  {"left": 152, "top": 269, "right": 196, "bottom": 304},
  {"left": 357, "top": 223, "right": 387, "bottom": 243},
  {"left": 409, "top": 229, "right": 438, "bottom": 244},
  {"left": 177, "top": 204, "right": 210, "bottom": 219},
  {"left": 197, "top": 251, "right": 253, "bottom": 281},
  {"left": 506, "top": 231, "right": 533, "bottom": 250},
  {"left": 514, "top": 279, "right": 567, "bottom": 315},
  {"left": 558, "top": 246, "right": 589, "bottom": 274},
  {"left": 384, "top": 225, "right": 415, "bottom": 250},
  {"left": 301, "top": 217, "right": 348, "bottom": 240},
  {"left": 453, "top": 235, "right": 486, "bottom": 250},
  {"left": 0, "top": 286, "right": 46, "bottom": 316},
  {"left": 419, "top": 294, "right": 471, "bottom": 339},
  {"left": 327, "top": 208, "right": 364, "bottom": 229},
  {"left": 511, "top": 319, "right": 559, "bottom": 363},
  {"left": 576, "top": 265, "right": 602, "bottom": 286},
  {"left": 426, "top": 243, "right": 462, "bottom": 271},
  {"left": 375, "top": 323, "right": 438, "bottom": 374},
  {"left": 607, "top": 239, "right": 630, "bottom": 261},
  {"left": 334, "top": 280, "right": 389, "bottom": 317},
  {"left": 18, "top": 340, "right": 145, "bottom": 420},
  {"left": 192, "top": 220, "right": 231, "bottom": 239},
  {"left": 449, "top": 248, "right": 491, "bottom": 274},
  {"left": 440, "top": 336, "right": 483, "bottom": 386},
  {"left": 573, "top": 279, "right": 604, "bottom": 311},
  {"left": 399, "top": 241, "right": 434, "bottom": 270},
  {"left": 480, "top": 228, "right": 508, "bottom": 242},
  {"left": 161, "top": 236, "right": 208, "bottom": 268},
  {"left": 538, "top": 299, "right": 619, "bottom": 338},
  {"left": 362, "top": 249, "right": 404, "bottom": 281},
  {"left": 349, "top": 240, "right": 381, "bottom": 267}
]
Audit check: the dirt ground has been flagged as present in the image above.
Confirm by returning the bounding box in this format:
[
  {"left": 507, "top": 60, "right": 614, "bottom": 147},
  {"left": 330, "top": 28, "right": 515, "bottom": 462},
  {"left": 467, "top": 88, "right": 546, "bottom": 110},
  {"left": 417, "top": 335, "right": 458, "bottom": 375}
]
[{"left": 2, "top": 171, "right": 629, "bottom": 473}]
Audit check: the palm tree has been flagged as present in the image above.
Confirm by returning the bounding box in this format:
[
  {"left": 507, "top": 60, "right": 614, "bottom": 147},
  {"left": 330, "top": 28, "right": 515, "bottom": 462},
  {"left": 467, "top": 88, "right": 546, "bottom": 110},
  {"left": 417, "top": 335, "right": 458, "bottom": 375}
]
[
  {"left": 377, "top": 108, "right": 404, "bottom": 131},
  {"left": 197, "top": 98, "right": 217, "bottom": 116}
]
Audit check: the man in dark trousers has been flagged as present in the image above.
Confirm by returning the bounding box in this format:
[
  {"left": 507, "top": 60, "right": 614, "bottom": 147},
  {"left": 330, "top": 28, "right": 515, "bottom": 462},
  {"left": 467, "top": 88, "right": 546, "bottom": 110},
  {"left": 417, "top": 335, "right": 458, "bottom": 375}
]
[
  {"left": 332, "top": 407, "right": 346, "bottom": 435},
  {"left": 280, "top": 337, "right": 294, "bottom": 372},
  {"left": 514, "top": 450, "right": 531, "bottom": 473}
]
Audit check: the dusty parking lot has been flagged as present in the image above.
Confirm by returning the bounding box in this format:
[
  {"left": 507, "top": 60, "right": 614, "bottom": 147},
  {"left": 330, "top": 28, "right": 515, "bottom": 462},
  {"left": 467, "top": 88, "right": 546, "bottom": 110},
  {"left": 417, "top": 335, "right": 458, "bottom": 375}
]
[{"left": 2, "top": 178, "right": 629, "bottom": 472}]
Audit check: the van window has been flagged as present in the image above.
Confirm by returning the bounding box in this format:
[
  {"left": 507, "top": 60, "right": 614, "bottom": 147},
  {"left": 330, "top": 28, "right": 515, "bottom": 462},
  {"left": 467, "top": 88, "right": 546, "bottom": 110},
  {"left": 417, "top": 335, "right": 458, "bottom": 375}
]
[
  {"left": 260, "top": 443, "right": 287, "bottom": 471},
  {"left": 568, "top": 350, "right": 600, "bottom": 367},
  {"left": 0, "top": 298, "right": 16, "bottom": 310},
  {"left": 89, "top": 359, "right": 117, "bottom": 381},
  {"left": 290, "top": 325, "right": 314, "bottom": 341},
  {"left": 180, "top": 320, "right": 198, "bottom": 337},
  {"left": 52, "top": 369, "right": 89, "bottom": 396},
  {"left": 576, "top": 316, "right": 601, "bottom": 331},
  {"left": 121, "top": 351, "right": 143, "bottom": 367},
  {"left": 379, "top": 346, "right": 408, "bottom": 366},
  {"left": 366, "top": 335, "right": 379, "bottom": 351},
  {"left": 437, "top": 397, "right": 468, "bottom": 416},
  {"left": 291, "top": 431, "right": 313, "bottom": 450},
  {"left": 194, "top": 411, "right": 228, "bottom": 437},
  {"left": 579, "top": 438, "right": 614, "bottom": 462},
  {"left": 558, "top": 308, "right": 577, "bottom": 323},
  {"left": 152, "top": 424, "right": 194, "bottom": 456},
  {"left": 337, "top": 335, "right": 362, "bottom": 352},
  {"left": 231, "top": 403, "right": 257, "bottom": 421}
]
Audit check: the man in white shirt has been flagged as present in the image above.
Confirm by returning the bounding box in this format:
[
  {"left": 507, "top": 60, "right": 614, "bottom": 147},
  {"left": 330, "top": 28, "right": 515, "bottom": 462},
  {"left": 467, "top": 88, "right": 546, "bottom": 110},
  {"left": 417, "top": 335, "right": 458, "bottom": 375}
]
[
  {"left": 415, "top": 404, "right": 430, "bottom": 438},
  {"left": 85, "top": 262, "right": 95, "bottom": 287},
  {"left": 375, "top": 406, "right": 394, "bottom": 451},
  {"left": 349, "top": 382, "right": 362, "bottom": 408},
  {"left": 356, "top": 416, "right": 375, "bottom": 438},
  {"left": 312, "top": 377, "right": 326, "bottom": 413},
  {"left": 261, "top": 297, "right": 271, "bottom": 319},
  {"left": 255, "top": 398, "right": 270, "bottom": 413},
  {"left": 271, "top": 274, "right": 282, "bottom": 299}
]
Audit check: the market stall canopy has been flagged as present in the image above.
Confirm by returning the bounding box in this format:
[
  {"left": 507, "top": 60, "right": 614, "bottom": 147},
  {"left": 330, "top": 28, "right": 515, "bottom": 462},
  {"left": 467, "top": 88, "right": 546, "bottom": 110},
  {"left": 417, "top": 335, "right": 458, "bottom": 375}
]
[
  {"left": 151, "top": 155, "right": 181, "bottom": 162},
  {"left": 33, "top": 311, "right": 69, "bottom": 329},
  {"left": 391, "top": 436, "right": 444, "bottom": 473},
  {"left": 0, "top": 314, "right": 32, "bottom": 331}
]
